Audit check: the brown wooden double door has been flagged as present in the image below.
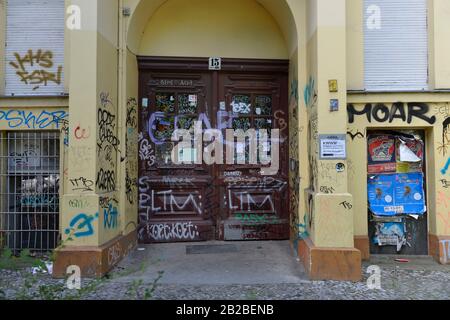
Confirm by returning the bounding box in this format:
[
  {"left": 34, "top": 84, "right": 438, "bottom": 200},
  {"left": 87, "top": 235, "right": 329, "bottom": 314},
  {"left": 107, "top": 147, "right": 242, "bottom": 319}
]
[{"left": 137, "top": 57, "right": 289, "bottom": 243}]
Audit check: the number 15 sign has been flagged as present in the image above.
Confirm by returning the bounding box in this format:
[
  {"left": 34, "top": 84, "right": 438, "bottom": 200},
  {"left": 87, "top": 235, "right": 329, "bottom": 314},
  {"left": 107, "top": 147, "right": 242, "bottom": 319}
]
[{"left": 209, "top": 57, "right": 222, "bottom": 70}]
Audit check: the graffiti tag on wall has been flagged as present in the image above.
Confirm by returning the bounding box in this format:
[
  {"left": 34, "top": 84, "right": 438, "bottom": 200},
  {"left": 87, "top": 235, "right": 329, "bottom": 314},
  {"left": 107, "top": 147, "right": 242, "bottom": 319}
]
[
  {"left": 65, "top": 213, "right": 99, "bottom": 238},
  {"left": 139, "top": 222, "right": 200, "bottom": 242},
  {"left": 0, "top": 110, "right": 68, "bottom": 129},
  {"left": 9, "top": 50, "right": 63, "bottom": 90},
  {"left": 347, "top": 103, "right": 436, "bottom": 124}
]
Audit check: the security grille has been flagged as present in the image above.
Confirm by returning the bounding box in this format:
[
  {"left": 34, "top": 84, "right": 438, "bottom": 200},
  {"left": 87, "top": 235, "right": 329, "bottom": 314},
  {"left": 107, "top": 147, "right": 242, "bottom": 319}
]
[{"left": 0, "top": 132, "right": 60, "bottom": 253}]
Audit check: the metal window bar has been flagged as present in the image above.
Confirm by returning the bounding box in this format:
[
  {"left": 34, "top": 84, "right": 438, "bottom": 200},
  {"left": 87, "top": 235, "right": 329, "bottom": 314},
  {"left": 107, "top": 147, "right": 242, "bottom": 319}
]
[{"left": 0, "top": 131, "right": 60, "bottom": 254}]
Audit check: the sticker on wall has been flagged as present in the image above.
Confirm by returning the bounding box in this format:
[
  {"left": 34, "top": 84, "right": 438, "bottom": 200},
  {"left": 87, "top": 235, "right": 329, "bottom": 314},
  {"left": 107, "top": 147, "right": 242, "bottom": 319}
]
[
  {"left": 368, "top": 173, "right": 425, "bottom": 216},
  {"left": 367, "top": 135, "right": 396, "bottom": 173}
]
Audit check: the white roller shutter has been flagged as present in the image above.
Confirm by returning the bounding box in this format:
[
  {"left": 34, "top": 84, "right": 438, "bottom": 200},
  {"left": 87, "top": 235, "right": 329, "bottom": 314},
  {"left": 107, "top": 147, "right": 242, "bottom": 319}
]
[
  {"left": 5, "top": 0, "right": 65, "bottom": 96},
  {"left": 364, "top": 0, "right": 428, "bottom": 91}
]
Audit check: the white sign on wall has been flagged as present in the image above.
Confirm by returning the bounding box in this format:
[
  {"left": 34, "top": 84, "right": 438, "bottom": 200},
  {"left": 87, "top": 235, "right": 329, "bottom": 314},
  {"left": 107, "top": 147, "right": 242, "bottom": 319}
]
[{"left": 319, "top": 134, "right": 347, "bottom": 160}]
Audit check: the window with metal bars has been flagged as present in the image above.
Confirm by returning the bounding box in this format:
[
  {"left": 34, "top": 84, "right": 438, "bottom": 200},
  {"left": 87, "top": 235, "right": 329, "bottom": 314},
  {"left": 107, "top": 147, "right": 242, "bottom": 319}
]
[{"left": 0, "top": 131, "right": 60, "bottom": 254}]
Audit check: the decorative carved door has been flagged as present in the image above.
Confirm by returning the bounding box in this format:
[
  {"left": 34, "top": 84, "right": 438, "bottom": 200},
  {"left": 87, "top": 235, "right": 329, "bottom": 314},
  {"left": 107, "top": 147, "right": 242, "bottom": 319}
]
[{"left": 138, "top": 57, "right": 289, "bottom": 243}]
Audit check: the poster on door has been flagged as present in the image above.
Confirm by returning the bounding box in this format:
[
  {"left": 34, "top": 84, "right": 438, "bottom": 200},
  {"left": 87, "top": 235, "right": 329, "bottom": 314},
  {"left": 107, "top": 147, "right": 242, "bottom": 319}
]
[
  {"left": 395, "top": 137, "right": 424, "bottom": 173},
  {"left": 368, "top": 173, "right": 425, "bottom": 216},
  {"left": 367, "top": 135, "right": 396, "bottom": 173}
]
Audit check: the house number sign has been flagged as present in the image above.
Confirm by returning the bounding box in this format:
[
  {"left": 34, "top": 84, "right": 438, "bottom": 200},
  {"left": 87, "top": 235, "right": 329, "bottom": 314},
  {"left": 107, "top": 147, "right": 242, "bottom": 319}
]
[{"left": 209, "top": 57, "right": 222, "bottom": 70}]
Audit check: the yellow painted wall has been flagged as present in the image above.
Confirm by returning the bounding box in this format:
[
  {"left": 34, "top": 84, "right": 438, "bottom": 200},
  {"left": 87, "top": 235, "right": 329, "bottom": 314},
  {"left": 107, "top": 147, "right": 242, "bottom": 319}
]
[
  {"left": 346, "top": 0, "right": 364, "bottom": 90},
  {"left": 119, "top": 6, "right": 139, "bottom": 236},
  {"left": 0, "top": 0, "right": 5, "bottom": 95},
  {"left": 64, "top": 0, "right": 72, "bottom": 92},
  {"left": 61, "top": 0, "right": 122, "bottom": 247},
  {"left": 429, "top": 0, "right": 450, "bottom": 89},
  {"left": 302, "top": 0, "right": 355, "bottom": 249},
  {"left": 347, "top": 93, "right": 450, "bottom": 238},
  {"left": 138, "top": 0, "right": 288, "bottom": 59}
]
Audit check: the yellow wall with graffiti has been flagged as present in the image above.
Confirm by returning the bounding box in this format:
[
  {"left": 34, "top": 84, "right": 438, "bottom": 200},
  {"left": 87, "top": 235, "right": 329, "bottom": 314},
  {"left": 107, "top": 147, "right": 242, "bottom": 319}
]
[
  {"left": 347, "top": 94, "right": 450, "bottom": 240},
  {"left": 0, "top": 0, "right": 5, "bottom": 95},
  {"left": 2, "top": 0, "right": 450, "bottom": 277},
  {"left": 61, "top": 0, "right": 124, "bottom": 248}
]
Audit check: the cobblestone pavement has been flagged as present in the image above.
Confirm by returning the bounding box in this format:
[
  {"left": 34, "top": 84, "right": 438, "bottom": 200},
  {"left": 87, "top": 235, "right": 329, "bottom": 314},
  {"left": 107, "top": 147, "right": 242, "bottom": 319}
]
[
  {"left": 1, "top": 242, "right": 449, "bottom": 300},
  {"left": 1, "top": 265, "right": 449, "bottom": 300}
]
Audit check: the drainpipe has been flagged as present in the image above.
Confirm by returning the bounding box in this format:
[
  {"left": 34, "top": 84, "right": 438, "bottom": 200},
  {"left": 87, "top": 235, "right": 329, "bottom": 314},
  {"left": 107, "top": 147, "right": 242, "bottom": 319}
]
[{"left": 117, "top": 0, "right": 127, "bottom": 234}]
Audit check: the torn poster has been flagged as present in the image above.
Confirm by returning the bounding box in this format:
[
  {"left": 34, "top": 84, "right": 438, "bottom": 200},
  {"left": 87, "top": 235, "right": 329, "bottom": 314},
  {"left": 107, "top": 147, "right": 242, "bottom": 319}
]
[
  {"left": 367, "top": 135, "right": 396, "bottom": 173},
  {"left": 396, "top": 137, "right": 424, "bottom": 173},
  {"left": 373, "top": 222, "right": 408, "bottom": 252},
  {"left": 368, "top": 173, "right": 425, "bottom": 216}
]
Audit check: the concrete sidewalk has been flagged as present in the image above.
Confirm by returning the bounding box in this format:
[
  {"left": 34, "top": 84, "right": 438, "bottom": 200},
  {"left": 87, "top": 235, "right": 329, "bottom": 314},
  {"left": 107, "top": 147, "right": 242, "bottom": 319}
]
[{"left": 113, "top": 241, "right": 309, "bottom": 285}]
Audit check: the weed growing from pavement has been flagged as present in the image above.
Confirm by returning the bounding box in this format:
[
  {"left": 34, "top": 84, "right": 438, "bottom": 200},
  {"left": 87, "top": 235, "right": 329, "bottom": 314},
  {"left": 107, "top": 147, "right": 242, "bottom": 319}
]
[
  {"left": 245, "top": 289, "right": 259, "bottom": 300},
  {"left": 125, "top": 271, "right": 164, "bottom": 300},
  {"left": 0, "top": 243, "right": 165, "bottom": 300}
]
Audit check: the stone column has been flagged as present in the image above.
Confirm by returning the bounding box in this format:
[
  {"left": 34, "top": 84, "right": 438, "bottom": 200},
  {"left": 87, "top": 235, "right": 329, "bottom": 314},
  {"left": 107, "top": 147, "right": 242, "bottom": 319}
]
[
  {"left": 55, "top": 0, "right": 135, "bottom": 278},
  {"left": 298, "top": 0, "right": 361, "bottom": 281}
]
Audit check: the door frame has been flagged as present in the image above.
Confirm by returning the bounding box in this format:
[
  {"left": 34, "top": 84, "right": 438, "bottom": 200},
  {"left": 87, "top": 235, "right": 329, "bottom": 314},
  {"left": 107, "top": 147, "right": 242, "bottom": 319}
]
[{"left": 137, "top": 56, "right": 290, "bottom": 242}]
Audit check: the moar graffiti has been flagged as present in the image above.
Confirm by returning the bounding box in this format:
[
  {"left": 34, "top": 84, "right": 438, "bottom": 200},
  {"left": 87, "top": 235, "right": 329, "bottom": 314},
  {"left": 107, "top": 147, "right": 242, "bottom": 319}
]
[{"left": 347, "top": 103, "right": 436, "bottom": 125}]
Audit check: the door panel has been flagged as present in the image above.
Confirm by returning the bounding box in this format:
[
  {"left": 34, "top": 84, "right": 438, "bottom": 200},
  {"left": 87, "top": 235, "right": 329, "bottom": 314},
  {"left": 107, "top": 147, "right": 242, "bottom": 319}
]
[
  {"left": 367, "top": 130, "right": 428, "bottom": 255},
  {"left": 218, "top": 72, "right": 290, "bottom": 240},
  {"left": 138, "top": 72, "right": 216, "bottom": 243}
]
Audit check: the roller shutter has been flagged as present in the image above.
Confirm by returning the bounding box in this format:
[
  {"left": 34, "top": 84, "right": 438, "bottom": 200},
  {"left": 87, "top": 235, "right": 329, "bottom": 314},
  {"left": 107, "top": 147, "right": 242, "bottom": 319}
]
[
  {"left": 364, "top": 0, "right": 428, "bottom": 91},
  {"left": 5, "top": 0, "right": 65, "bottom": 96}
]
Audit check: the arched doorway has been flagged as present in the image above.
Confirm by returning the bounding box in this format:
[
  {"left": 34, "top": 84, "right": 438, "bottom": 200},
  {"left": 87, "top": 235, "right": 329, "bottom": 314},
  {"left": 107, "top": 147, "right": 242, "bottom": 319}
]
[{"left": 125, "top": 0, "right": 301, "bottom": 243}]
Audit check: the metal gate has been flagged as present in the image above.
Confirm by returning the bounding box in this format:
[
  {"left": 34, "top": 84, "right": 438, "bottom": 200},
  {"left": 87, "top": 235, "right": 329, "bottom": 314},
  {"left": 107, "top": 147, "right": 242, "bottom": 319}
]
[{"left": 0, "top": 131, "right": 60, "bottom": 253}]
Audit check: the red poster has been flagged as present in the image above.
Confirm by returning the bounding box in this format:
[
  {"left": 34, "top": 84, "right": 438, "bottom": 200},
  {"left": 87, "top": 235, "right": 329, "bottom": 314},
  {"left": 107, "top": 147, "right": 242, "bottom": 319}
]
[{"left": 368, "top": 135, "right": 396, "bottom": 174}]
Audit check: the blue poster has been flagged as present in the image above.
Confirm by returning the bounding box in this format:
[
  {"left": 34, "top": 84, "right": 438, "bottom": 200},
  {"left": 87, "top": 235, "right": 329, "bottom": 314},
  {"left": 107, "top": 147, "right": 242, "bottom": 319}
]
[
  {"left": 368, "top": 173, "right": 425, "bottom": 216},
  {"left": 394, "top": 173, "right": 426, "bottom": 215},
  {"left": 368, "top": 174, "right": 395, "bottom": 216}
]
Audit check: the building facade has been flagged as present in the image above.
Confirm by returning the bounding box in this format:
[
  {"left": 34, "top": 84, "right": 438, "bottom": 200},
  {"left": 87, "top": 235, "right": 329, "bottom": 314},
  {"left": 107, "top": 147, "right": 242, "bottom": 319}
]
[{"left": 0, "top": 0, "right": 449, "bottom": 281}]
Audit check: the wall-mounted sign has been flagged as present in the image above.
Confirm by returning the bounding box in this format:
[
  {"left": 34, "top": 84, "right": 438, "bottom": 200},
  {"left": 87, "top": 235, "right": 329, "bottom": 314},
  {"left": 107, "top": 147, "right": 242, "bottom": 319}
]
[
  {"left": 330, "top": 99, "right": 339, "bottom": 112},
  {"left": 319, "top": 134, "right": 346, "bottom": 160},
  {"left": 328, "top": 79, "right": 338, "bottom": 92},
  {"left": 209, "top": 57, "right": 222, "bottom": 70}
]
